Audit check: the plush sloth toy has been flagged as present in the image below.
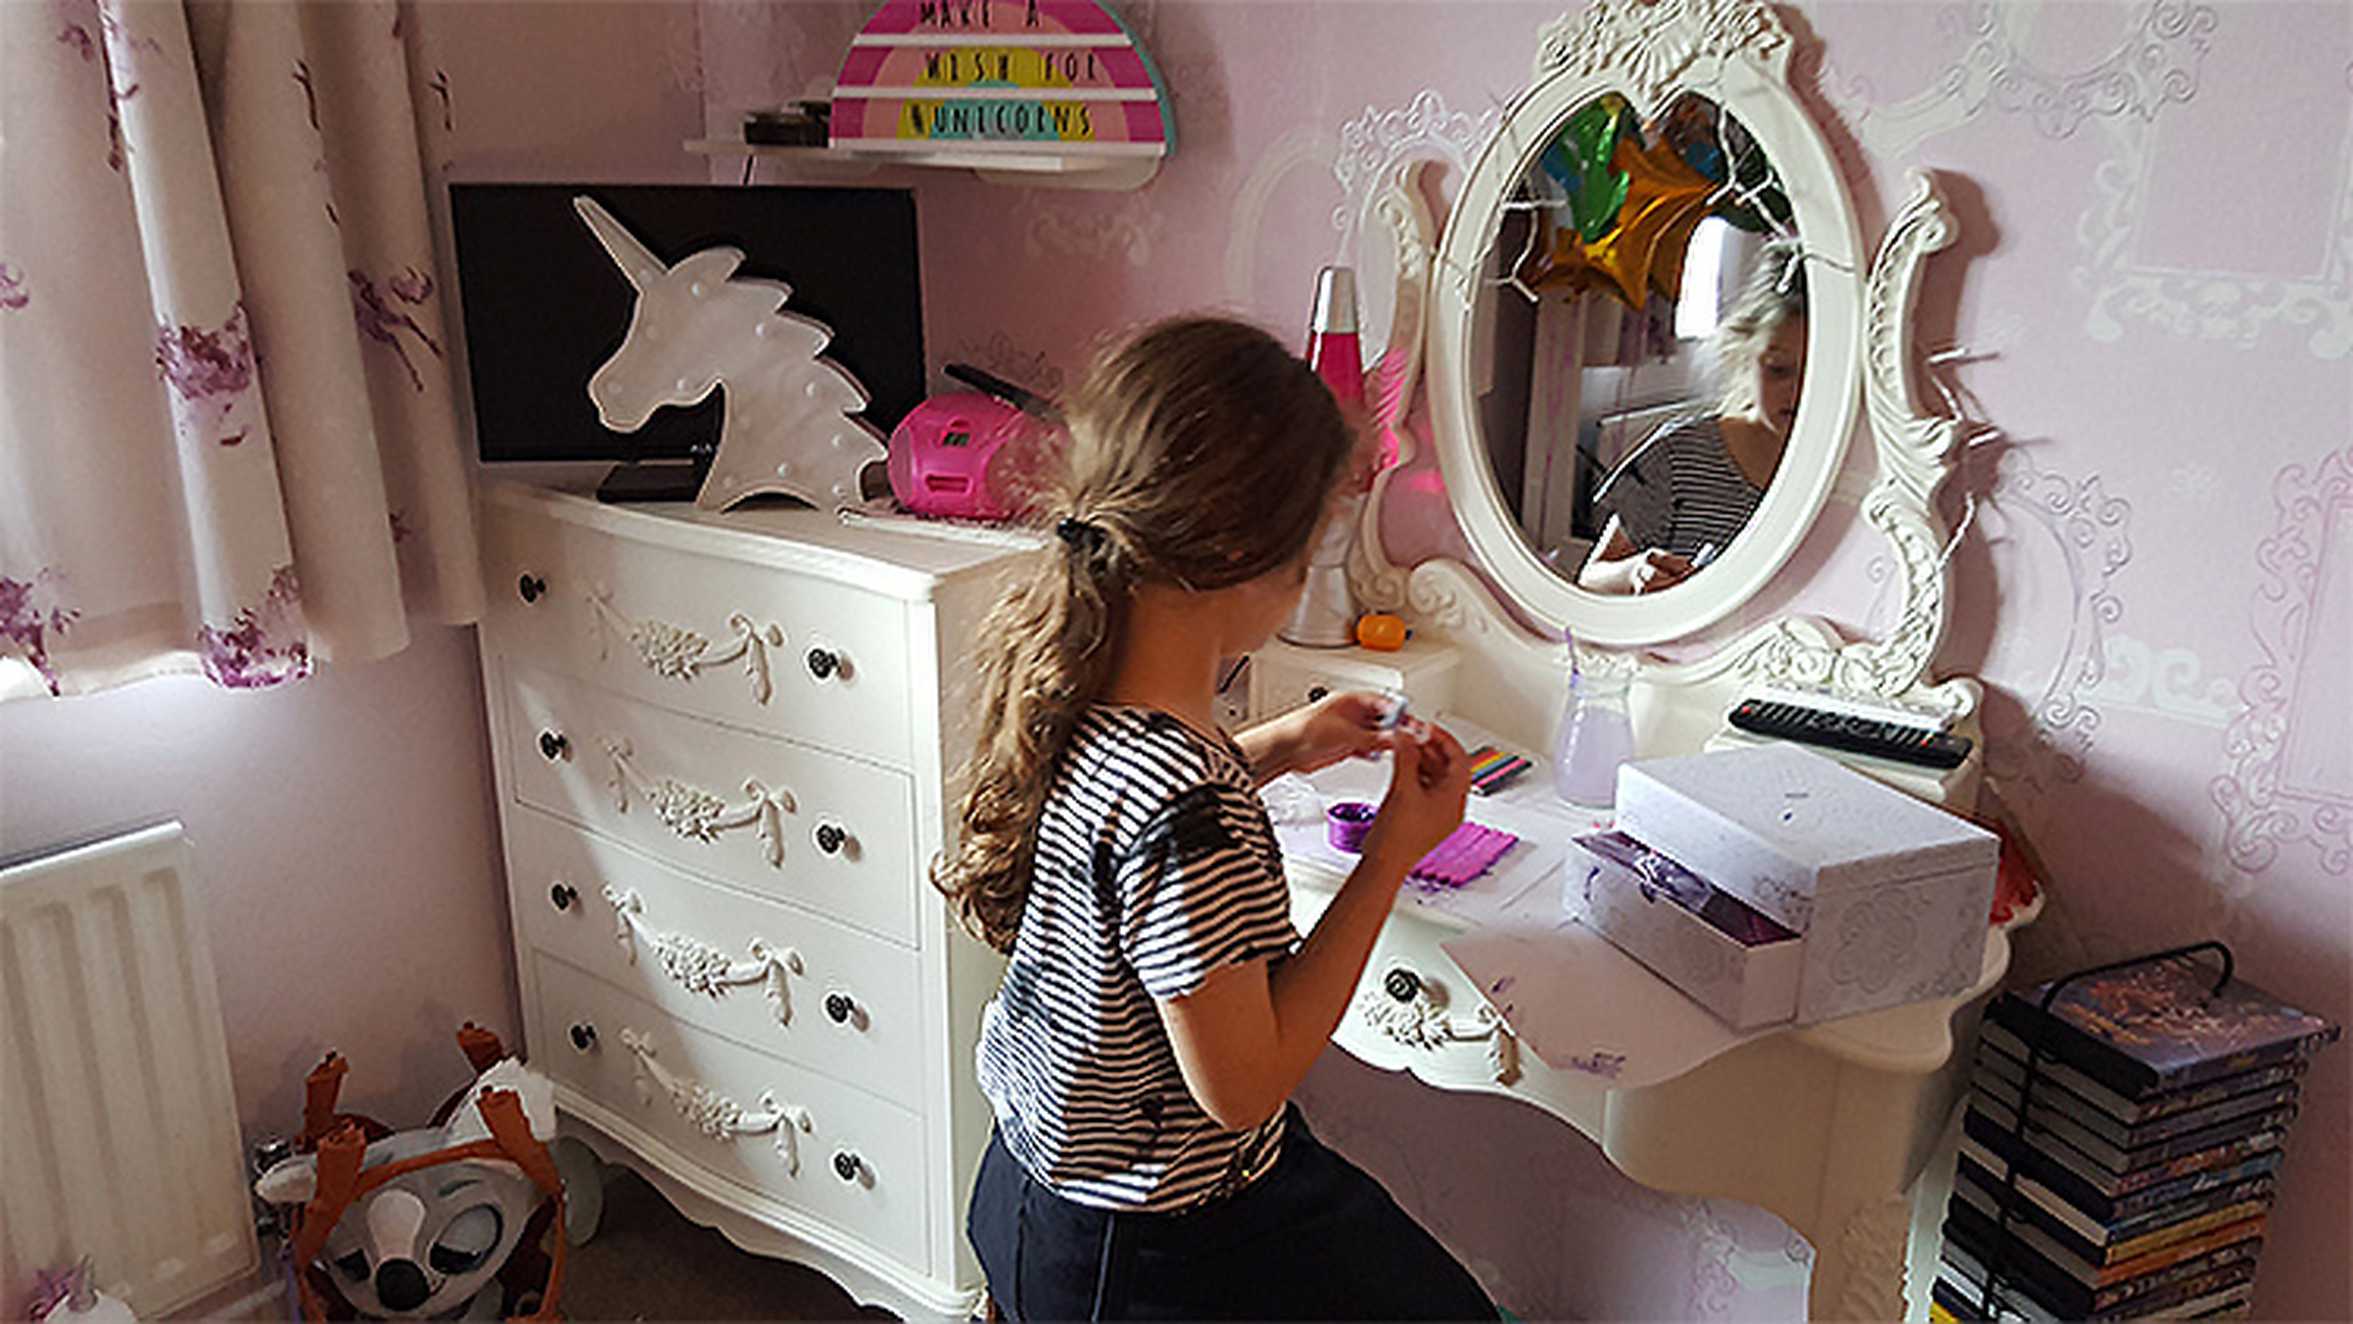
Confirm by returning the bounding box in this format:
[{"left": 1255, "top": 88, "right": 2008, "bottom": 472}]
[{"left": 255, "top": 1027, "right": 568, "bottom": 1321}]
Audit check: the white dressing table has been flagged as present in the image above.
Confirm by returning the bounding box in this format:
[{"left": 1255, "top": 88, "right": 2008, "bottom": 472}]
[
  {"left": 1271, "top": 689, "right": 2029, "bottom": 1324},
  {"left": 1271, "top": 2, "right": 2019, "bottom": 1318}
]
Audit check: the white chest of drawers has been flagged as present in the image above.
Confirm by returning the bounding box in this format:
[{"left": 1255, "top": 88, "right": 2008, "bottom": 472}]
[{"left": 475, "top": 484, "right": 1025, "bottom": 1319}]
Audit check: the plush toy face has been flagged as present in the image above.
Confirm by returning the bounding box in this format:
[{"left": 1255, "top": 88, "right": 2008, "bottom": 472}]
[
  {"left": 322, "top": 1136, "right": 537, "bottom": 1316},
  {"left": 258, "top": 1060, "right": 556, "bottom": 1319}
]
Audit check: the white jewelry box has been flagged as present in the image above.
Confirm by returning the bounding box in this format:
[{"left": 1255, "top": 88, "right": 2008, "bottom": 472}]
[
  {"left": 1614, "top": 743, "right": 1999, "bottom": 1023},
  {"left": 1567, "top": 831, "right": 1804, "bottom": 1030}
]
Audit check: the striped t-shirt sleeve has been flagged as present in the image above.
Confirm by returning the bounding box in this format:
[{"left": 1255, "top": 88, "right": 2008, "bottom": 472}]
[
  {"left": 1118, "top": 782, "right": 1297, "bottom": 1000},
  {"left": 1598, "top": 423, "right": 1679, "bottom": 550}
]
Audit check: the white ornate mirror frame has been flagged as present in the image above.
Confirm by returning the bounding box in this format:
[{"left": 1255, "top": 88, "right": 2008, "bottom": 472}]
[{"left": 1349, "top": 0, "right": 1979, "bottom": 745}]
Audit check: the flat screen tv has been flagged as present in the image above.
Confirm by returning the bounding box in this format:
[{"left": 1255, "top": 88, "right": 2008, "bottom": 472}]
[{"left": 448, "top": 184, "right": 924, "bottom": 476}]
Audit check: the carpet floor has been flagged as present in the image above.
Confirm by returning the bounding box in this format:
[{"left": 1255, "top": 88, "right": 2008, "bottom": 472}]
[{"left": 561, "top": 1166, "right": 902, "bottom": 1322}]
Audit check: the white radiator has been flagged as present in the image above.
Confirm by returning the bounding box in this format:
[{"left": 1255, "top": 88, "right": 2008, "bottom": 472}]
[{"left": 2, "top": 822, "right": 258, "bottom": 1319}]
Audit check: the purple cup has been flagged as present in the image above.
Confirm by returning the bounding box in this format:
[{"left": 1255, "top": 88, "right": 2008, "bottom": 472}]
[{"left": 1326, "top": 801, "right": 1377, "bottom": 853}]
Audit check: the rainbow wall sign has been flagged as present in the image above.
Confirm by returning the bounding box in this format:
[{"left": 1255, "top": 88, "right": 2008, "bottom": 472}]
[{"left": 831, "top": 0, "right": 1174, "bottom": 163}]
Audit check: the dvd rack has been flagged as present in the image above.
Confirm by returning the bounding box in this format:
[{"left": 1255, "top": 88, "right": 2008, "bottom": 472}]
[{"left": 1970, "top": 940, "right": 2236, "bottom": 1322}]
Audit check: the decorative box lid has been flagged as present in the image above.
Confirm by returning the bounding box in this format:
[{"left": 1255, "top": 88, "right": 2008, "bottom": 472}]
[{"left": 1618, "top": 743, "right": 1997, "bottom": 895}]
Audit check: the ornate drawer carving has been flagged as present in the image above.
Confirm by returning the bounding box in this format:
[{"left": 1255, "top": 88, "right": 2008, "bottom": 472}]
[
  {"left": 484, "top": 496, "right": 913, "bottom": 768},
  {"left": 512, "top": 807, "right": 927, "bottom": 1109},
  {"left": 503, "top": 663, "right": 917, "bottom": 945},
  {"left": 1350, "top": 953, "right": 1521, "bottom": 1089},
  {"left": 533, "top": 955, "right": 929, "bottom": 1270},
  {"left": 1288, "top": 885, "right": 1521, "bottom": 1090}
]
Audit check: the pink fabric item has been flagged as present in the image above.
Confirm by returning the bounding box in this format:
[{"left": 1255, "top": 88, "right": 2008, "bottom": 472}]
[{"left": 1409, "top": 822, "right": 1518, "bottom": 889}]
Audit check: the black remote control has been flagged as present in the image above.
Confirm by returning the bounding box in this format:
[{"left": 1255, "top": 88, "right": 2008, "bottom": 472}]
[{"left": 1727, "top": 698, "right": 1975, "bottom": 770}]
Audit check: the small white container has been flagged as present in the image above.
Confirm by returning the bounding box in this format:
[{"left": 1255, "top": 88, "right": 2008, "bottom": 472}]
[
  {"left": 1614, "top": 743, "right": 2000, "bottom": 1023},
  {"left": 1246, "top": 636, "right": 1459, "bottom": 723},
  {"left": 1568, "top": 831, "right": 1803, "bottom": 1030}
]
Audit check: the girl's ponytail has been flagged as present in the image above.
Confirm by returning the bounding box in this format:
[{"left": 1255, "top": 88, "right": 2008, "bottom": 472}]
[{"left": 934, "top": 517, "right": 1133, "bottom": 951}]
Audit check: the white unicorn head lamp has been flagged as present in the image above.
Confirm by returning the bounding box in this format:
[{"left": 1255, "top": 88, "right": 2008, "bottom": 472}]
[{"left": 572, "top": 195, "right": 887, "bottom": 512}]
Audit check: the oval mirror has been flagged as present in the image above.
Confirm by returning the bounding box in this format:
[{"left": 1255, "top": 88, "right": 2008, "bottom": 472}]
[{"left": 1428, "top": 32, "right": 1864, "bottom": 646}]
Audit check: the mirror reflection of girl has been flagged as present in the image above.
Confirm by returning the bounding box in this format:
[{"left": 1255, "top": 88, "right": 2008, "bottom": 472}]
[
  {"left": 1577, "top": 241, "right": 1808, "bottom": 595},
  {"left": 939, "top": 317, "right": 1494, "bottom": 1320}
]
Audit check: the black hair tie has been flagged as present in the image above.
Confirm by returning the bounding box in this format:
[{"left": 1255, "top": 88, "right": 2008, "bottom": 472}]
[{"left": 1056, "top": 516, "right": 1107, "bottom": 556}]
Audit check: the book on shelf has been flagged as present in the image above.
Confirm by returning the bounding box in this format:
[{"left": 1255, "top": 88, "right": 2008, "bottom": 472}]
[
  {"left": 1962, "top": 1105, "right": 2291, "bottom": 1202},
  {"left": 1987, "top": 957, "right": 2340, "bottom": 1101},
  {"left": 1943, "top": 1192, "right": 2266, "bottom": 1291},
  {"left": 1938, "top": 1232, "right": 2249, "bottom": 1324},
  {"left": 1951, "top": 1153, "right": 2272, "bottom": 1267},
  {"left": 1954, "top": 1148, "right": 2276, "bottom": 1252},
  {"left": 1977, "top": 1018, "right": 2310, "bottom": 1126},
  {"left": 1956, "top": 1128, "right": 2284, "bottom": 1227},
  {"left": 1937, "top": 1242, "right": 2258, "bottom": 1324},
  {"left": 1973, "top": 1044, "right": 2306, "bottom": 1151},
  {"left": 1940, "top": 1215, "right": 2263, "bottom": 1319},
  {"left": 1948, "top": 1167, "right": 2269, "bottom": 1275},
  {"left": 1965, "top": 1091, "right": 2298, "bottom": 1179},
  {"left": 1933, "top": 1251, "right": 2255, "bottom": 1324}
]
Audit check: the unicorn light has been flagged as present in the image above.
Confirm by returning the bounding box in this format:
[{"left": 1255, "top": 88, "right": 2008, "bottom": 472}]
[{"left": 572, "top": 195, "right": 887, "bottom": 512}]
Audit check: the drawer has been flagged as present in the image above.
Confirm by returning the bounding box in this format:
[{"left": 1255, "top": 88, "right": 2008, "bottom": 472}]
[
  {"left": 1247, "top": 638, "right": 1459, "bottom": 725},
  {"left": 533, "top": 954, "right": 928, "bottom": 1270},
  {"left": 1290, "top": 885, "right": 1521, "bottom": 1090},
  {"left": 1570, "top": 830, "right": 1801, "bottom": 1031},
  {"left": 511, "top": 808, "right": 929, "bottom": 1109},
  {"left": 485, "top": 498, "right": 913, "bottom": 768},
  {"left": 503, "top": 664, "right": 920, "bottom": 946}
]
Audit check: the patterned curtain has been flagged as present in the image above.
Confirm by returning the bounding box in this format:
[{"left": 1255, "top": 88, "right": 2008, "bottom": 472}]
[{"left": 0, "top": 0, "right": 480, "bottom": 699}]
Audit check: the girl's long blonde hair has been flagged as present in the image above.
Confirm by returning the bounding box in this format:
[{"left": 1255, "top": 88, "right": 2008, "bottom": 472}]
[
  {"left": 1710, "top": 239, "right": 1808, "bottom": 416},
  {"left": 933, "top": 316, "right": 1354, "bottom": 953}
]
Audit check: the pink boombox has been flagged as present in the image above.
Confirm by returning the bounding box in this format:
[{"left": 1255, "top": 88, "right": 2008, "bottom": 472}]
[{"left": 886, "top": 364, "right": 1061, "bottom": 522}]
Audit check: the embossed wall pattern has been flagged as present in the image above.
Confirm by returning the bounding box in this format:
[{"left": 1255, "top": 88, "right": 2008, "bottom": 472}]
[{"left": 702, "top": 3, "right": 2349, "bottom": 1319}]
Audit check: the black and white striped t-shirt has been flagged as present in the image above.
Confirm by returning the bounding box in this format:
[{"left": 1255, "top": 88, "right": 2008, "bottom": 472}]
[
  {"left": 1594, "top": 415, "right": 1766, "bottom": 562},
  {"left": 975, "top": 705, "right": 1300, "bottom": 1211}
]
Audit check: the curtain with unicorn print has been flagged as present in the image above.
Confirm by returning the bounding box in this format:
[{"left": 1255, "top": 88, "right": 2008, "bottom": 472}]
[{"left": 0, "top": 0, "right": 480, "bottom": 700}]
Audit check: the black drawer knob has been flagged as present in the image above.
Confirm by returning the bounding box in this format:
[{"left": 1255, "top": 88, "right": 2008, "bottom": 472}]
[
  {"left": 832, "top": 1151, "right": 861, "bottom": 1182},
  {"left": 806, "top": 648, "right": 840, "bottom": 681},
  {"left": 815, "top": 823, "right": 846, "bottom": 855},
  {"left": 549, "top": 883, "right": 577, "bottom": 912},
  {"left": 538, "top": 730, "right": 568, "bottom": 762},
  {"left": 824, "top": 992, "right": 855, "bottom": 1025},
  {"left": 1306, "top": 684, "right": 1330, "bottom": 703},
  {"left": 568, "top": 1022, "right": 597, "bottom": 1052},
  {"left": 517, "top": 573, "right": 547, "bottom": 604},
  {"left": 1382, "top": 969, "right": 1421, "bottom": 1004}
]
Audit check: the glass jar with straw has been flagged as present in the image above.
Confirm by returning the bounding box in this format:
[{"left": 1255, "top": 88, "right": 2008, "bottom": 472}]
[{"left": 1552, "top": 640, "right": 1634, "bottom": 809}]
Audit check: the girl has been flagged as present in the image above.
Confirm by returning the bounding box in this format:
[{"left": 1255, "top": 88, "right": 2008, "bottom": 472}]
[
  {"left": 935, "top": 316, "right": 1495, "bottom": 1321},
  {"left": 1579, "top": 240, "right": 1808, "bottom": 595}
]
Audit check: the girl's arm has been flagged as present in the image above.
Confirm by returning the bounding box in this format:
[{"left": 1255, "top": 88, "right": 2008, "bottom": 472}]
[
  {"left": 1234, "top": 691, "right": 1396, "bottom": 787},
  {"left": 1577, "top": 516, "right": 1695, "bottom": 595},
  {"left": 1154, "top": 728, "right": 1471, "bottom": 1131}
]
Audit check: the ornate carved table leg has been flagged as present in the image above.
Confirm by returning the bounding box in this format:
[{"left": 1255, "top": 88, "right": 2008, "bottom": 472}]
[
  {"left": 1599, "top": 1030, "right": 1952, "bottom": 1324},
  {"left": 1806, "top": 1191, "right": 1912, "bottom": 1322}
]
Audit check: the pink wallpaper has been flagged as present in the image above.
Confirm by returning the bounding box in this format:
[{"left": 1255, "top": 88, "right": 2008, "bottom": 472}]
[
  {"left": 677, "top": 0, "right": 2353, "bottom": 1317},
  {"left": 103, "top": 0, "right": 2328, "bottom": 1317},
  {"left": 686, "top": 1, "right": 2349, "bottom": 1318},
  {"left": 0, "top": 626, "right": 518, "bottom": 1134}
]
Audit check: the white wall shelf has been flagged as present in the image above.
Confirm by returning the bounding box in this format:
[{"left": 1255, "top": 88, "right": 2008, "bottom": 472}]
[{"left": 686, "top": 139, "right": 1159, "bottom": 191}]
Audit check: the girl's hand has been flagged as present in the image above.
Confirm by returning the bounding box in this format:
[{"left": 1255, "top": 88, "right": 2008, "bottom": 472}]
[
  {"left": 1363, "top": 724, "right": 1472, "bottom": 873},
  {"left": 1583, "top": 547, "right": 1695, "bottom": 596},
  {"left": 1256, "top": 690, "right": 1399, "bottom": 779}
]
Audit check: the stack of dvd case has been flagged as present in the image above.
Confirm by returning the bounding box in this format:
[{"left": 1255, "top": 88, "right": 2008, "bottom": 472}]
[{"left": 1933, "top": 951, "right": 2340, "bottom": 1322}]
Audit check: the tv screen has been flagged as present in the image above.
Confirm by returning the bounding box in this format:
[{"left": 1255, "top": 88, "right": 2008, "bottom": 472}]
[{"left": 448, "top": 184, "right": 924, "bottom": 465}]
